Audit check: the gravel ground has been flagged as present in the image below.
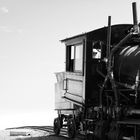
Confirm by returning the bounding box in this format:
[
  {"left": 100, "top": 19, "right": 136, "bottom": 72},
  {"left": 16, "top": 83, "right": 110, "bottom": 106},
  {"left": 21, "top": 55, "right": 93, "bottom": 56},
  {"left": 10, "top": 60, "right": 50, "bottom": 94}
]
[
  {"left": 0, "top": 128, "right": 49, "bottom": 140},
  {"left": 0, "top": 128, "right": 86, "bottom": 140}
]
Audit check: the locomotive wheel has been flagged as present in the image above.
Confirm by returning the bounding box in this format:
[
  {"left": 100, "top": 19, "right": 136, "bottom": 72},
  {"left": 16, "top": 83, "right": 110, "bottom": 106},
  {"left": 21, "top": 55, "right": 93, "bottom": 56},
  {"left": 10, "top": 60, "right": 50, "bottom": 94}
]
[
  {"left": 67, "top": 118, "right": 76, "bottom": 138},
  {"left": 94, "top": 120, "right": 109, "bottom": 140},
  {"left": 108, "top": 122, "right": 121, "bottom": 140},
  {"left": 53, "top": 117, "right": 61, "bottom": 135},
  {"left": 108, "top": 130, "right": 121, "bottom": 140}
]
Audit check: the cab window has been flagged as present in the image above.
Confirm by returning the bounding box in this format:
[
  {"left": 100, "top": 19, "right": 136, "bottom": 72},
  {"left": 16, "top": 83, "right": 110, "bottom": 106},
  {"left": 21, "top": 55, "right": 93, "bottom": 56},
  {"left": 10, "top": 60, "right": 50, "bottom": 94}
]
[
  {"left": 92, "top": 41, "right": 102, "bottom": 59},
  {"left": 66, "top": 43, "right": 83, "bottom": 73},
  {"left": 92, "top": 48, "right": 101, "bottom": 59}
]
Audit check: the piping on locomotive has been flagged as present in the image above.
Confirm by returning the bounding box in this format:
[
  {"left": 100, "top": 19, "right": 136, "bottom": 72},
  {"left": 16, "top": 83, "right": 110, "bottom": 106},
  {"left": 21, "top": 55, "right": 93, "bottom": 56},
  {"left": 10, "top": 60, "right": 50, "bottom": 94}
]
[{"left": 54, "top": 2, "right": 140, "bottom": 140}]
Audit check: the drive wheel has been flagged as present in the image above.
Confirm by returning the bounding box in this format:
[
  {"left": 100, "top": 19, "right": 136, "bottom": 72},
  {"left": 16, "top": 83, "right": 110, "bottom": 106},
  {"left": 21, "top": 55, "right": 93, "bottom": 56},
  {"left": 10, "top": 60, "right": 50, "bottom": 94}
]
[
  {"left": 108, "top": 122, "right": 122, "bottom": 140},
  {"left": 53, "top": 117, "right": 61, "bottom": 135},
  {"left": 94, "top": 120, "right": 109, "bottom": 140},
  {"left": 67, "top": 118, "right": 76, "bottom": 138}
]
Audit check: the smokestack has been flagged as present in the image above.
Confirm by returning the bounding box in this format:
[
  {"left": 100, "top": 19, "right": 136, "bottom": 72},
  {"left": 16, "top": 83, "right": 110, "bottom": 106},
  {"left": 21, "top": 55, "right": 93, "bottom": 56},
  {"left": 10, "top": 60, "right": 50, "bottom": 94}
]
[
  {"left": 132, "top": 2, "right": 138, "bottom": 25},
  {"left": 106, "top": 16, "right": 111, "bottom": 59}
]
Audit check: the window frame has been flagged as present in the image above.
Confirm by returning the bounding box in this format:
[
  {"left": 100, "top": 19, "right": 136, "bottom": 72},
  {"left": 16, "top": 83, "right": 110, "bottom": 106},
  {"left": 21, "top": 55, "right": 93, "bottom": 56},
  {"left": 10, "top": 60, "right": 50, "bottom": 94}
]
[
  {"left": 66, "top": 43, "right": 84, "bottom": 73},
  {"left": 92, "top": 41, "right": 102, "bottom": 60}
]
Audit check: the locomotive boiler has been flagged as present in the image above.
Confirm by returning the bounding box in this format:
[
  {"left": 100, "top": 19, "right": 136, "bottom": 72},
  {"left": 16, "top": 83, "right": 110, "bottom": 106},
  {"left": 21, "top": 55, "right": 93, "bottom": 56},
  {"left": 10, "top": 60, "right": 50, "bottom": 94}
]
[{"left": 54, "top": 2, "right": 140, "bottom": 140}]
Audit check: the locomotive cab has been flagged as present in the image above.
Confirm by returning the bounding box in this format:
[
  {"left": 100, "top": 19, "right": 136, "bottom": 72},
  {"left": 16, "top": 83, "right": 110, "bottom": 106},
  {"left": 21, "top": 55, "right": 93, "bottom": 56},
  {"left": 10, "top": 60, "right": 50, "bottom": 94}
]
[
  {"left": 54, "top": 24, "right": 116, "bottom": 137},
  {"left": 55, "top": 31, "right": 108, "bottom": 110}
]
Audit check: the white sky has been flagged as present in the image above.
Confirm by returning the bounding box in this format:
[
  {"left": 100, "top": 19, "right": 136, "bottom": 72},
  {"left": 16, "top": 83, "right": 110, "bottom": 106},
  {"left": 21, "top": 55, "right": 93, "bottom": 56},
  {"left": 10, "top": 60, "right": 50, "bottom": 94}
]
[{"left": 0, "top": 0, "right": 139, "bottom": 129}]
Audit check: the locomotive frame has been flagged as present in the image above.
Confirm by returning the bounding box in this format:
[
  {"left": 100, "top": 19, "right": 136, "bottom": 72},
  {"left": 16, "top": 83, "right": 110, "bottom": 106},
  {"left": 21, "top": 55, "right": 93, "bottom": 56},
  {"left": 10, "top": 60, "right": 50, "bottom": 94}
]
[{"left": 54, "top": 2, "right": 140, "bottom": 140}]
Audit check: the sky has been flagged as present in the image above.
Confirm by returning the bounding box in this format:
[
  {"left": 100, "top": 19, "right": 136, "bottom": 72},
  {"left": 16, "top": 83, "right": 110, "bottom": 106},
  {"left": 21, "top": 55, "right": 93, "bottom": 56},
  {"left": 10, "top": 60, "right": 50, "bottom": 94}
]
[{"left": 0, "top": 0, "right": 139, "bottom": 129}]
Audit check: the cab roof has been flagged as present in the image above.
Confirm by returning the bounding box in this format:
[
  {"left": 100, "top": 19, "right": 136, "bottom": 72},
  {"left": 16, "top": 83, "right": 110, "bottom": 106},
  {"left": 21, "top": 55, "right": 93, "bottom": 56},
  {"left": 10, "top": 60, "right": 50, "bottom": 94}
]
[{"left": 61, "top": 24, "right": 133, "bottom": 44}]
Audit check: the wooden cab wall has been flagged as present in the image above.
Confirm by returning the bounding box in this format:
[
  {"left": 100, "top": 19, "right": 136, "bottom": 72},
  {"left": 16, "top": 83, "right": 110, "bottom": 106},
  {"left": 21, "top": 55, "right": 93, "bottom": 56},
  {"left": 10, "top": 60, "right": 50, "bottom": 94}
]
[
  {"left": 59, "top": 31, "right": 107, "bottom": 109},
  {"left": 54, "top": 35, "right": 87, "bottom": 112},
  {"left": 62, "top": 35, "right": 86, "bottom": 107}
]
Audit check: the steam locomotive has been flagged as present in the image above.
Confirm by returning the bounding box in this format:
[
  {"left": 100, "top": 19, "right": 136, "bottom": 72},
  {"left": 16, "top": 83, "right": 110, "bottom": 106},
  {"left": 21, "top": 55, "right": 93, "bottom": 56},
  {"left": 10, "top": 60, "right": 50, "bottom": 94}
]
[{"left": 54, "top": 2, "right": 140, "bottom": 140}]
